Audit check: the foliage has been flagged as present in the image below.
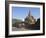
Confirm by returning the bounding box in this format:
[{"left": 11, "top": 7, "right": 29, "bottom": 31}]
[{"left": 12, "top": 19, "right": 22, "bottom": 27}]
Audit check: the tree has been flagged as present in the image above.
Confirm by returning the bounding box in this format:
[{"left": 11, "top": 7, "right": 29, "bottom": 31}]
[
  {"left": 36, "top": 18, "right": 40, "bottom": 24},
  {"left": 34, "top": 18, "right": 40, "bottom": 30}
]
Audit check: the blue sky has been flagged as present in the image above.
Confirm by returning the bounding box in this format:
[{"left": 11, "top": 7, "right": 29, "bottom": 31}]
[{"left": 12, "top": 7, "right": 40, "bottom": 21}]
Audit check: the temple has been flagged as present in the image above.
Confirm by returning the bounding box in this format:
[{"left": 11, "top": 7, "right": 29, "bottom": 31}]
[{"left": 25, "top": 10, "right": 36, "bottom": 24}]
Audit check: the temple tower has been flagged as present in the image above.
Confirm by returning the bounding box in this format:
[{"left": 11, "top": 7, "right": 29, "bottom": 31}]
[{"left": 25, "top": 10, "right": 36, "bottom": 24}]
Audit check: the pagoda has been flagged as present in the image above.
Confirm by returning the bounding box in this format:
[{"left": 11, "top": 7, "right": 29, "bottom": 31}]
[{"left": 25, "top": 10, "right": 36, "bottom": 24}]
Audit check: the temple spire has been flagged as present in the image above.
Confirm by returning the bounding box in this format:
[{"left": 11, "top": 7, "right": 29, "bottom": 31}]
[{"left": 28, "top": 10, "right": 31, "bottom": 17}]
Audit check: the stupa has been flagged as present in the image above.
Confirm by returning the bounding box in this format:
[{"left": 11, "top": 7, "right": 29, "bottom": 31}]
[{"left": 25, "top": 10, "right": 36, "bottom": 24}]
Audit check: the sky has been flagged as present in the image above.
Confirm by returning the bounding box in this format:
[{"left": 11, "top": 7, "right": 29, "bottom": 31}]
[{"left": 12, "top": 7, "right": 40, "bottom": 21}]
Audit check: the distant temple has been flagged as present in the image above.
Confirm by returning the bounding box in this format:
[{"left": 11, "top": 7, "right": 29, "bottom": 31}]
[{"left": 25, "top": 10, "right": 36, "bottom": 24}]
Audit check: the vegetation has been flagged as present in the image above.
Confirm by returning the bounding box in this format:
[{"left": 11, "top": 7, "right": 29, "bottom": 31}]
[
  {"left": 12, "top": 19, "right": 22, "bottom": 27},
  {"left": 12, "top": 18, "right": 40, "bottom": 30}
]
